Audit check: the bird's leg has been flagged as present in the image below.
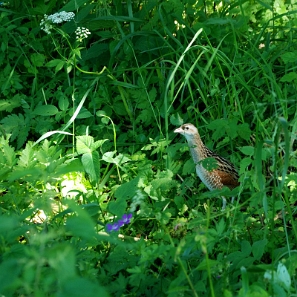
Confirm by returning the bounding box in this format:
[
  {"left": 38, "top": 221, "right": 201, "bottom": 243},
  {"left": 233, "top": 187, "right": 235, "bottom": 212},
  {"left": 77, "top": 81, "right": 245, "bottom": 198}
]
[{"left": 221, "top": 196, "right": 226, "bottom": 210}]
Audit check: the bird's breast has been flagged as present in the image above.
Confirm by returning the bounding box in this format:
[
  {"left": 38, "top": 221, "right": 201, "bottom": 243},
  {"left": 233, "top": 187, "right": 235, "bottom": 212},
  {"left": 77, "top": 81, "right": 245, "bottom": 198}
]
[{"left": 195, "top": 164, "right": 223, "bottom": 190}]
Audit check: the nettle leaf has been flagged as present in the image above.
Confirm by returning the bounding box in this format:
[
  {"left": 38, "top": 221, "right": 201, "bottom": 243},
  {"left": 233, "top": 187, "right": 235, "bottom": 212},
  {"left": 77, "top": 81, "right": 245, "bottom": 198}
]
[
  {"left": 33, "top": 105, "right": 59, "bottom": 116},
  {"left": 81, "top": 151, "right": 100, "bottom": 182}
]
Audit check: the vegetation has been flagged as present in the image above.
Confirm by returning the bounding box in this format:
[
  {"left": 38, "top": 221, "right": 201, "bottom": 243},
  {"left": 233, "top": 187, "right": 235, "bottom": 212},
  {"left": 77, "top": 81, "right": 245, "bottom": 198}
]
[{"left": 1, "top": 0, "right": 297, "bottom": 296}]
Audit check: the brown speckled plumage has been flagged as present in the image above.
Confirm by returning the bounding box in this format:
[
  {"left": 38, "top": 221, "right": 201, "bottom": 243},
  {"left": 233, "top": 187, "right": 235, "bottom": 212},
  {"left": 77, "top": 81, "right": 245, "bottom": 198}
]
[{"left": 174, "top": 123, "right": 239, "bottom": 209}]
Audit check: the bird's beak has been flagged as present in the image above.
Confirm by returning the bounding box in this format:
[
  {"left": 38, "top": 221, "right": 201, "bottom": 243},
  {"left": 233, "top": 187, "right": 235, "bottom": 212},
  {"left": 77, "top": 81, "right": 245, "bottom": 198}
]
[{"left": 174, "top": 127, "right": 183, "bottom": 134}]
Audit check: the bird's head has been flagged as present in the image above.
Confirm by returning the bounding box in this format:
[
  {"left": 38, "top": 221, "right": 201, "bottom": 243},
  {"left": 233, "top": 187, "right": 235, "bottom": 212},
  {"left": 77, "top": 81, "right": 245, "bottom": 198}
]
[{"left": 174, "top": 123, "right": 198, "bottom": 141}]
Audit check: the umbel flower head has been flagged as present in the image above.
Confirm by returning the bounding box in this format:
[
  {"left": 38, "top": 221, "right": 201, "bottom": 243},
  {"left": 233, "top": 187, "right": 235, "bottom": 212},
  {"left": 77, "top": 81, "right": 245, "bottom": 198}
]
[
  {"left": 75, "top": 27, "right": 91, "bottom": 42},
  {"left": 40, "top": 11, "right": 75, "bottom": 34},
  {"left": 106, "top": 213, "right": 132, "bottom": 232}
]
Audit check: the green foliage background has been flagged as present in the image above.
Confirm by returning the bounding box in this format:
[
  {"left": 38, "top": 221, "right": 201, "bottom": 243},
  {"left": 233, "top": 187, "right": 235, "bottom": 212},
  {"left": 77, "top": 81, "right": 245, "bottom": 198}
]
[{"left": 1, "top": 0, "right": 297, "bottom": 296}]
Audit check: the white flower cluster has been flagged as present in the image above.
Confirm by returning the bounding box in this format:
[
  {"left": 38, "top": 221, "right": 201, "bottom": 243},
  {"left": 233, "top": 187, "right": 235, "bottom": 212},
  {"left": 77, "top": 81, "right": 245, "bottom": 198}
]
[
  {"left": 75, "top": 27, "right": 91, "bottom": 42},
  {"left": 40, "top": 11, "right": 75, "bottom": 34}
]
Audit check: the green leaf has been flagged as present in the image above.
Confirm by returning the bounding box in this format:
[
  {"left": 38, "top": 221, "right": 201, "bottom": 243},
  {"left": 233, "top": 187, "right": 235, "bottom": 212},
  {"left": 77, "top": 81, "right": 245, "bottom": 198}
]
[
  {"left": 33, "top": 105, "right": 59, "bottom": 116},
  {"left": 182, "top": 158, "right": 195, "bottom": 175},
  {"left": 47, "top": 243, "right": 76, "bottom": 283},
  {"left": 81, "top": 151, "right": 100, "bottom": 182},
  {"left": 46, "top": 59, "right": 64, "bottom": 67},
  {"left": 58, "top": 277, "right": 109, "bottom": 297},
  {"left": 237, "top": 123, "right": 251, "bottom": 141},
  {"left": 115, "top": 177, "right": 141, "bottom": 200},
  {"left": 170, "top": 113, "right": 184, "bottom": 126},
  {"left": 65, "top": 210, "right": 96, "bottom": 240},
  {"left": 58, "top": 96, "right": 69, "bottom": 111},
  {"left": 0, "top": 259, "right": 22, "bottom": 294},
  {"left": 31, "top": 53, "right": 45, "bottom": 67},
  {"left": 241, "top": 240, "right": 252, "bottom": 257},
  {"left": 239, "top": 146, "right": 254, "bottom": 156},
  {"left": 76, "top": 135, "right": 94, "bottom": 154},
  {"left": 108, "top": 199, "right": 127, "bottom": 217},
  {"left": 280, "top": 72, "right": 297, "bottom": 82},
  {"left": 281, "top": 52, "right": 297, "bottom": 64},
  {"left": 102, "top": 151, "right": 130, "bottom": 165},
  {"left": 252, "top": 239, "right": 267, "bottom": 260},
  {"left": 76, "top": 135, "right": 107, "bottom": 154},
  {"left": 18, "top": 142, "right": 35, "bottom": 167}
]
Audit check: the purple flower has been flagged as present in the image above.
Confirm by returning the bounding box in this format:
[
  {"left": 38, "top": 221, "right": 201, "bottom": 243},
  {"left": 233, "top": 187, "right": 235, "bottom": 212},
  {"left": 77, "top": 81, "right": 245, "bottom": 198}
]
[
  {"left": 106, "top": 213, "right": 133, "bottom": 233},
  {"left": 106, "top": 222, "right": 120, "bottom": 232},
  {"left": 119, "top": 213, "right": 132, "bottom": 225}
]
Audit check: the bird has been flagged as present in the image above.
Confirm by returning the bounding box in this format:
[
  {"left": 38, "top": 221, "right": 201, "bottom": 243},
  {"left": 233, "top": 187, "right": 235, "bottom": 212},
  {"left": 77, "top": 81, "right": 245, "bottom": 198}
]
[{"left": 174, "top": 123, "right": 239, "bottom": 209}]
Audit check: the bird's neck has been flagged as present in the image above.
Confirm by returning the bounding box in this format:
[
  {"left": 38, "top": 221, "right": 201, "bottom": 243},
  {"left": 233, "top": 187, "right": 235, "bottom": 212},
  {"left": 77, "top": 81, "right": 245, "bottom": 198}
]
[{"left": 187, "top": 134, "right": 206, "bottom": 163}]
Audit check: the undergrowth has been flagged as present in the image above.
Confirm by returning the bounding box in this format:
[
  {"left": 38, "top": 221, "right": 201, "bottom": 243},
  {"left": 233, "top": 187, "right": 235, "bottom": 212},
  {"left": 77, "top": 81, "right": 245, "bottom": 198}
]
[{"left": 1, "top": 0, "right": 297, "bottom": 296}]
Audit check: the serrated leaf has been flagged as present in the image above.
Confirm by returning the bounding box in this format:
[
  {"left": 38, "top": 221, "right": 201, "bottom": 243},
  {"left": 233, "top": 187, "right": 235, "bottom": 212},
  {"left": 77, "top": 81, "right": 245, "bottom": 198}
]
[
  {"left": 17, "top": 142, "right": 35, "bottom": 168},
  {"left": 33, "top": 105, "right": 59, "bottom": 116},
  {"left": 0, "top": 96, "right": 22, "bottom": 112},
  {"left": 1, "top": 142, "right": 16, "bottom": 167},
  {"left": 31, "top": 53, "right": 45, "bottom": 67}
]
